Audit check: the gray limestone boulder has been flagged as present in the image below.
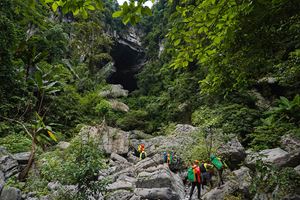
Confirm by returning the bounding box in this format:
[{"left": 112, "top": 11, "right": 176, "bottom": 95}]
[
  {"left": 0, "top": 170, "right": 5, "bottom": 193},
  {"left": 100, "top": 84, "right": 128, "bottom": 98},
  {"left": 252, "top": 193, "right": 272, "bottom": 200},
  {"left": 217, "top": 138, "right": 246, "bottom": 170},
  {"left": 135, "top": 165, "right": 185, "bottom": 199},
  {"left": 108, "top": 100, "right": 129, "bottom": 112},
  {"left": 12, "top": 152, "right": 31, "bottom": 165},
  {"left": 0, "top": 187, "right": 22, "bottom": 200},
  {"left": 129, "top": 195, "right": 140, "bottom": 200},
  {"left": 232, "top": 167, "right": 252, "bottom": 195},
  {"left": 106, "top": 190, "right": 134, "bottom": 200},
  {"left": 202, "top": 181, "right": 238, "bottom": 200},
  {"left": 281, "top": 135, "right": 300, "bottom": 167},
  {"left": 259, "top": 148, "right": 290, "bottom": 167},
  {"left": 246, "top": 148, "right": 291, "bottom": 168},
  {"left": 134, "top": 188, "right": 181, "bottom": 200},
  {"left": 110, "top": 153, "right": 128, "bottom": 164},
  {"left": 295, "top": 165, "right": 300, "bottom": 175},
  {"left": 106, "top": 167, "right": 135, "bottom": 183},
  {"left": 134, "top": 154, "right": 163, "bottom": 173},
  {"left": 0, "top": 147, "right": 19, "bottom": 179},
  {"left": 47, "top": 182, "right": 62, "bottom": 191},
  {"left": 80, "top": 125, "right": 129, "bottom": 155},
  {"left": 106, "top": 180, "right": 134, "bottom": 192},
  {"left": 130, "top": 124, "right": 196, "bottom": 156},
  {"left": 56, "top": 141, "right": 70, "bottom": 150},
  {"left": 129, "top": 130, "right": 153, "bottom": 140},
  {"left": 108, "top": 159, "right": 133, "bottom": 174},
  {"left": 127, "top": 153, "right": 139, "bottom": 164},
  {"left": 174, "top": 124, "right": 198, "bottom": 134},
  {"left": 202, "top": 167, "right": 252, "bottom": 200}
]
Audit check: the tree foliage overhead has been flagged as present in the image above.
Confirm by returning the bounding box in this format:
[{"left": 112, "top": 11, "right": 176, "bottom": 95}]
[
  {"left": 164, "top": 0, "right": 300, "bottom": 96},
  {"left": 0, "top": 0, "right": 119, "bottom": 139}
]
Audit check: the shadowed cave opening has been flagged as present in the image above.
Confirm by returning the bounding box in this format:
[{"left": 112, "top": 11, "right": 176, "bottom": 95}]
[{"left": 107, "top": 42, "right": 145, "bottom": 92}]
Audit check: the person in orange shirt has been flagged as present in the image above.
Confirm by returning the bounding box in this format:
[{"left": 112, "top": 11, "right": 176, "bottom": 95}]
[{"left": 189, "top": 160, "right": 202, "bottom": 200}]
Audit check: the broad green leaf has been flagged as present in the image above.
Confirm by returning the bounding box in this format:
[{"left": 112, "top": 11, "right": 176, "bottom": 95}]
[
  {"left": 44, "top": 0, "right": 54, "bottom": 3},
  {"left": 52, "top": 2, "right": 59, "bottom": 11},
  {"left": 86, "top": 5, "right": 95, "bottom": 10},
  {"left": 82, "top": 9, "right": 88, "bottom": 19},
  {"left": 122, "top": 15, "right": 131, "bottom": 24},
  {"left": 174, "top": 39, "right": 181, "bottom": 46},
  {"left": 112, "top": 11, "right": 123, "bottom": 18},
  {"left": 56, "top": 0, "right": 65, "bottom": 6},
  {"left": 73, "top": 9, "right": 80, "bottom": 15},
  {"left": 45, "top": 126, "right": 52, "bottom": 131},
  {"left": 34, "top": 72, "right": 43, "bottom": 89},
  {"left": 183, "top": 61, "right": 189, "bottom": 67}
]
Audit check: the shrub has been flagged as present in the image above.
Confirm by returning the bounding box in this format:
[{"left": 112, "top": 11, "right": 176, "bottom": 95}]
[
  {"left": 116, "top": 110, "right": 149, "bottom": 131},
  {"left": 38, "top": 137, "right": 106, "bottom": 185},
  {"left": 179, "top": 128, "right": 225, "bottom": 164},
  {"left": 25, "top": 136, "right": 109, "bottom": 198},
  {"left": 250, "top": 161, "right": 300, "bottom": 199},
  {"left": 95, "top": 99, "right": 111, "bottom": 118},
  {"left": 0, "top": 133, "right": 31, "bottom": 153},
  {"left": 192, "top": 104, "right": 260, "bottom": 140},
  {"left": 155, "top": 122, "right": 177, "bottom": 136},
  {"left": 250, "top": 95, "right": 300, "bottom": 150},
  {"left": 249, "top": 118, "right": 300, "bottom": 150}
]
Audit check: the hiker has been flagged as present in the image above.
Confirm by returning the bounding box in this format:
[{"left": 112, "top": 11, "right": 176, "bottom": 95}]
[
  {"left": 200, "top": 160, "right": 213, "bottom": 189},
  {"left": 140, "top": 150, "right": 147, "bottom": 160},
  {"left": 129, "top": 143, "right": 140, "bottom": 157},
  {"left": 163, "top": 151, "right": 168, "bottom": 163},
  {"left": 138, "top": 143, "right": 145, "bottom": 154},
  {"left": 187, "top": 160, "right": 202, "bottom": 200},
  {"left": 138, "top": 143, "right": 145, "bottom": 157},
  {"left": 167, "top": 152, "right": 173, "bottom": 166},
  {"left": 210, "top": 154, "right": 225, "bottom": 187}
]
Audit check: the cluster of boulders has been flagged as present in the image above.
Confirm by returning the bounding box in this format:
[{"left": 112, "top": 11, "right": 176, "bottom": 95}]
[
  {"left": 100, "top": 84, "right": 130, "bottom": 113},
  {"left": 83, "top": 124, "right": 195, "bottom": 199},
  {"left": 245, "top": 134, "right": 300, "bottom": 170},
  {"left": 0, "top": 147, "right": 30, "bottom": 200},
  {"left": 103, "top": 153, "right": 185, "bottom": 200},
  {"left": 209, "top": 134, "right": 300, "bottom": 200},
  {"left": 1, "top": 123, "right": 299, "bottom": 200}
]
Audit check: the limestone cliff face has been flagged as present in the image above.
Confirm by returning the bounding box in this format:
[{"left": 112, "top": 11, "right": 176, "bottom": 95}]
[{"left": 107, "top": 26, "right": 146, "bottom": 92}]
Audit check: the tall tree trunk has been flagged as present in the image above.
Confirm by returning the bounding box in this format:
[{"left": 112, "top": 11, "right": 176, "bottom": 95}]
[{"left": 18, "top": 135, "right": 36, "bottom": 181}]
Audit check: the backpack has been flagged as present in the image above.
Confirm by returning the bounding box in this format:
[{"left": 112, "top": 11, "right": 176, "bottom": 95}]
[
  {"left": 141, "top": 151, "right": 146, "bottom": 159},
  {"left": 211, "top": 157, "right": 223, "bottom": 170},
  {"left": 168, "top": 152, "right": 173, "bottom": 164},
  {"left": 187, "top": 167, "right": 195, "bottom": 182},
  {"left": 163, "top": 152, "right": 168, "bottom": 163},
  {"left": 200, "top": 163, "right": 206, "bottom": 173}
]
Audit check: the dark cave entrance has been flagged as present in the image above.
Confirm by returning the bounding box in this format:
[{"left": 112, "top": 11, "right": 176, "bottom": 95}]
[{"left": 107, "top": 42, "right": 145, "bottom": 92}]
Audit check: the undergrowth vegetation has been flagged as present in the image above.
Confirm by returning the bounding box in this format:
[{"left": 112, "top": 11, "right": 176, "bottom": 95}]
[{"left": 7, "top": 136, "right": 108, "bottom": 198}]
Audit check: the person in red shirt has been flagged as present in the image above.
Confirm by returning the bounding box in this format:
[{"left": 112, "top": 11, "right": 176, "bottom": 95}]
[{"left": 189, "top": 160, "right": 202, "bottom": 200}]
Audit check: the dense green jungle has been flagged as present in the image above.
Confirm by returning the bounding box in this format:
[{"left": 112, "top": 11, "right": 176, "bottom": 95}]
[{"left": 0, "top": 0, "right": 300, "bottom": 199}]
